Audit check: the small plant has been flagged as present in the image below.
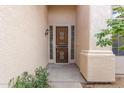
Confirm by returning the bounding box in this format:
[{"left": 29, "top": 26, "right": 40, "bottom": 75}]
[
  {"left": 9, "top": 72, "right": 34, "bottom": 88},
  {"left": 34, "top": 66, "right": 49, "bottom": 88},
  {"left": 8, "top": 66, "right": 49, "bottom": 88}
]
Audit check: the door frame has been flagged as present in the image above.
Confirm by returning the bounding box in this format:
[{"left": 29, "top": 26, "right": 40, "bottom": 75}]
[{"left": 48, "top": 24, "right": 76, "bottom": 64}]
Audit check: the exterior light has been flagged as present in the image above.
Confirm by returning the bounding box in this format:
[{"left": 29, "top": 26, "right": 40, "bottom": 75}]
[{"left": 45, "top": 29, "right": 49, "bottom": 36}]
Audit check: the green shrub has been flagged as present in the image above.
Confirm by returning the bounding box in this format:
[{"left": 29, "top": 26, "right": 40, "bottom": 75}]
[
  {"left": 8, "top": 66, "right": 49, "bottom": 88},
  {"left": 95, "top": 6, "right": 124, "bottom": 50},
  {"left": 34, "top": 66, "right": 49, "bottom": 88}
]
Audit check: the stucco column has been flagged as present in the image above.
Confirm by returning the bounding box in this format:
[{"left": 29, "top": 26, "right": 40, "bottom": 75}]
[{"left": 77, "top": 6, "right": 115, "bottom": 82}]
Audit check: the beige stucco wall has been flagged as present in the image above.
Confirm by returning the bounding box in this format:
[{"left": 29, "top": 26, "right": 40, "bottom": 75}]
[
  {"left": 48, "top": 5, "right": 76, "bottom": 25},
  {"left": 0, "top": 5, "right": 48, "bottom": 86},
  {"left": 87, "top": 6, "right": 115, "bottom": 82},
  {"left": 89, "top": 6, "right": 112, "bottom": 50},
  {"left": 76, "top": 5, "right": 90, "bottom": 67},
  {"left": 77, "top": 5, "right": 115, "bottom": 82}
]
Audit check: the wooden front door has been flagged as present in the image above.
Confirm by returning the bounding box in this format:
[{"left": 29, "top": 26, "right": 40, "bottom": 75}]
[{"left": 56, "top": 26, "right": 68, "bottom": 63}]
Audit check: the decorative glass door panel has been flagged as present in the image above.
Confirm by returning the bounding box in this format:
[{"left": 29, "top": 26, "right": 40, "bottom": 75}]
[{"left": 56, "top": 26, "right": 68, "bottom": 63}]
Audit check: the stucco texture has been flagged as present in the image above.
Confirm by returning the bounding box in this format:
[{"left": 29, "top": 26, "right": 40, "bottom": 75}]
[
  {"left": 76, "top": 6, "right": 115, "bottom": 82},
  {"left": 48, "top": 5, "right": 76, "bottom": 25},
  {"left": 76, "top": 5, "right": 90, "bottom": 67},
  {"left": 0, "top": 5, "right": 48, "bottom": 84}
]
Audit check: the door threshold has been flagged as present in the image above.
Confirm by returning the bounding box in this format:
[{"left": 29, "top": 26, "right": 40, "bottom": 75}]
[{"left": 54, "top": 63, "right": 70, "bottom": 65}]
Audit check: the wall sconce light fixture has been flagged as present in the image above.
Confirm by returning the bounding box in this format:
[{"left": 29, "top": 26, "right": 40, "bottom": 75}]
[{"left": 45, "top": 29, "right": 49, "bottom": 36}]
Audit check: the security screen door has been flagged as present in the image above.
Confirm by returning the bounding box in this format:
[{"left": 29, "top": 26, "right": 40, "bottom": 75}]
[{"left": 56, "top": 26, "right": 68, "bottom": 63}]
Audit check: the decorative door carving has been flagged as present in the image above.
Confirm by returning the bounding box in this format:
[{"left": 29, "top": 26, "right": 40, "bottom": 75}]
[{"left": 56, "top": 26, "right": 68, "bottom": 63}]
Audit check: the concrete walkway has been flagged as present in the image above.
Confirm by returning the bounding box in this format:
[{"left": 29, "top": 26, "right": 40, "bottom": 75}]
[{"left": 47, "top": 63, "right": 86, "bottom": 88}]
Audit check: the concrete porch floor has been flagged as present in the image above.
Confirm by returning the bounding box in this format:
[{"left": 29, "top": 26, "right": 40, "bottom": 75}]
[{"left": 47, "top": 63, "right": 86, "bottom": 88}]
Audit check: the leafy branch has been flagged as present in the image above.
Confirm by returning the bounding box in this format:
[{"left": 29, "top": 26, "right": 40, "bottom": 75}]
[{"left": 96, "top": 6, "right": 124, "bottom": 50}]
